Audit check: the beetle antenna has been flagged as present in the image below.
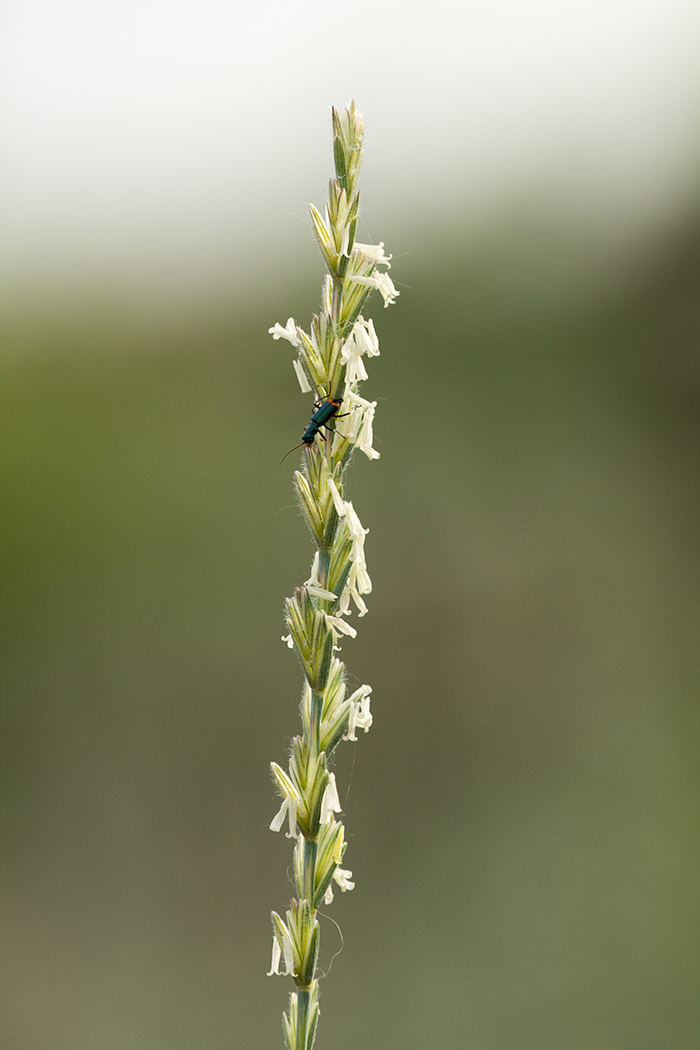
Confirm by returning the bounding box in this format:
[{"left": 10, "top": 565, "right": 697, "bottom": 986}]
[{"left": 280, "top": 442, "right": 306, "bottom": 465}]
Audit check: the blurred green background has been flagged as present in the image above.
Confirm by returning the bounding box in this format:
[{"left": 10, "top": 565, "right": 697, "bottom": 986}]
[
  {"left": 3, "top": 1, "right": 700, "bottom": 1047},
  {"left": 2, "top": 204, "right": 699, "bottom": 1049}
]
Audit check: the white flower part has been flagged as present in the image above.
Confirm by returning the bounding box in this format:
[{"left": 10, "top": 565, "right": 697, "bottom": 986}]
[
  {"left": 332, "top": 865, "right": 355, "bottom": 892},
  {"left": 347, "top": 270, "right": 399, "bottom": 307},
  {"left": 325, "top": 613, "right": 357, "bottom": 640},
  {"left": 344, "top": 501, "right": 369, "bottom": 562},
  {"left": 341, "top": 316, "right": 379, "bottom": 386},
  {"left": 353, "top": 315, "right": 380, "bottom": 358},
  {"left": 269, "top": 916, "right": 296, "bottom": 975},
  {"left": 346, "top": 685, "right": 373, "bottom": 740},
  {"left": 335, "top": 390, "right": 379, "bottom": 459},
  {"left": 281, "top": 930, "right": 295, "bottom": 975},
  {"left": 307, "top": 550, "right": 319, "bottom": 582},
  {"left": 340, "top": 332, "right": 369, "bottom": 385},
  {"left": 374, "top": 271, "right": 399, "bottom": 306},
  {"left": 351, "top": 559, "right": 372, "bottom": 595},
  {"left": 340, "top": 224, "right": 350, "bottom": 257},
  {"left": 348, "top": 565, "right": 369, "bottom": 615},
  {"left": 270, "top": 794, "right": 298, "bottom": 837},
  {"left": 320, "top": 772, "right": 342, "bottom": 824},
  {"left": 335, "top": 588, "right": 350, "bottom": 618},
  {"left": 306, "top": 585, "right": 337, "bottom": 600},
  {"left": 333, "top": 503, "right": 371, "bottom": 616},
  {"left": 304, "top": 551, "right": 337, "bottom": 601},
  {"left": 357, "top": 400, "right": 379, "bottom": 459},
  {"left": 309, "top": 586, "right": 337, "bottom": 602},
  {"left": 332, "top": 403, "right": 359, "bottom": 446},
  {"left": 281, "top": 634, "right": 294, "bottom": 649},
  {"left": 354, "top": 241, "right": 392, "bottom": 268},
  {"left": 270, "top": 763, "right": 301, "bottom": 838},
  {"left": 327, "top": 476, "right": 346, "bottom": 517},
  {"left": 292, "top": 359, "right": 311, "bottom": 393},
  {"left": 336, "top": 560, "right": 372, "bottom": 618},
  {"left": 267, "top": 935, "right": 282, "bottom": 976},
  {"left": 269, "top": 317, "right": 302, "bottom": 347},
  {"left": 323, "top": 884, "right": 334, "bottom": 905}
]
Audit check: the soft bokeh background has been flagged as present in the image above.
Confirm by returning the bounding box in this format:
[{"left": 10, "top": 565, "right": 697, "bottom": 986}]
[{"left": 2, "top": 2, "right": 699, "bottom": 1049}]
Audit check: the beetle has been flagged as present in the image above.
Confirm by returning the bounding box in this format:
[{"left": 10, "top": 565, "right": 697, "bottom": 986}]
[{"left": 280, "top": 396, "right": 344, "bottom": 463}]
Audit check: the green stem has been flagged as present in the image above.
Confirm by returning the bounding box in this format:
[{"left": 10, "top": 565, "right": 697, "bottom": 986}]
[
  {"left": 302, "top": 837, "right": 318, "bottom": 909},
  {"left": 308, "top": 690, "right": 323, "bottom": 755},
  {"left": 331, "top": 275, "right": 343, "bottom": 332},
  {"left": 317, "top": 546, "right": 331, "bottom": 587},
  {"left": 295, "top": 987, "right": 310, "bottom": 1050}
]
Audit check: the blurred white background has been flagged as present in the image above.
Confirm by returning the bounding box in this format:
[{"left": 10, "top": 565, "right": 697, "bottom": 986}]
[{"left": 2, "top": 0, "right": 700, "bottom": 297}]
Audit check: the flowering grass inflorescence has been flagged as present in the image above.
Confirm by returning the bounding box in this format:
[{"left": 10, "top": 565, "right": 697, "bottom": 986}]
[{"left": 267, "top": 102, "right": 398, "bottom": 1050}]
